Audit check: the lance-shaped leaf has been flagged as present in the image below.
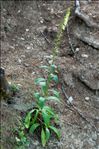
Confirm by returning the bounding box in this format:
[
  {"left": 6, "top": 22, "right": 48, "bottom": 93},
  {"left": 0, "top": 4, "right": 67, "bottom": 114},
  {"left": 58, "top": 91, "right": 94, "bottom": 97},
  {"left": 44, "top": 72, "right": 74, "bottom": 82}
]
[
  {"left": 46, "top": 96, "right": 60, "bottom": 102},
  {"left": 34, "top": 92, "right": 40, "bottom": 100},
  {"left": 38, "top": 97, "right": 46, "bottom": 108},
  {"left": 43, "top": 106, "right": 55, "bottom": 116},
  {"left": 41, "top": 82, "right": 48, "bottom": 95},
  {"left": 50, "top": 64, "right": 57, "bottom": 73},
  {"left": 50, "top": 74, "right": 59, "bottom": 83},
  {"left": 29, "top": 123, "right": 40, "bottom": 134},
  {"left": 49, "top": 126, "right": 60, "bottom": 139},
  {"left": 31, "top": 109, "right": 39, "bottom": 124},
  {"left": 25, "top": 109, "right": 35, "bottom": 128},
  {"left": 50, "top": 89, "right": 60, "bottom": 98},
  {"left": 42, "top": 110, "right": 51, "bottom": 127},
  {"left": 45, "top": 127, "right": 50, "bottom": 142},
  {"left": 41, "top": 128, "right": 46, "bottom": 147},
  {"left": 34, "top": 78, "right": 46, "bottom": 85},
  {"left": 39, "top": 65, "right": 49, "bottom": 70}
]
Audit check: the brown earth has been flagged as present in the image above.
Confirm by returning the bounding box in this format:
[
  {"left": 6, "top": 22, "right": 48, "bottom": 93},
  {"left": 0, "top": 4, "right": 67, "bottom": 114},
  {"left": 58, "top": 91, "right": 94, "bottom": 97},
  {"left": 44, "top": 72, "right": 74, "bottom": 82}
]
[{"left": 1, "top": 1, "right": 99, "bottom": 149}]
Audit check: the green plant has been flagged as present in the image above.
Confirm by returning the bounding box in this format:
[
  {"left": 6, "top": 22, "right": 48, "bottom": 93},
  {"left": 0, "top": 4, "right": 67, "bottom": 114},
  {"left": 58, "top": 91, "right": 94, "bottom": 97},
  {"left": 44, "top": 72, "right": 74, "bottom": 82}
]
[
  {"left": 16, "top": 7, "right": 71, "bottom": 147},
  {"left": 15, "top": 124, "right": 29, "bottom": 148},
  {"left": 24, "top": 95, "right": 60, "bottom": 147},
  {"left": 10, "top": 83, "right": 20, "bottom": 93},
  {"left": 17, "top": 64, "right": 60, "bottom": 147}
]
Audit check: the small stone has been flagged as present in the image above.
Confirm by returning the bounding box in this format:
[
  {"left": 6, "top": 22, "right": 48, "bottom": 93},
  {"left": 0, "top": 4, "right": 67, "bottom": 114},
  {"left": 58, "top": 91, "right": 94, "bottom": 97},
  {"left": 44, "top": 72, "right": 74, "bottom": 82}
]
[
  {"left": 17, "top": 10, "right": 21, "bottom": 13},
  {"left": 18, "top": 59, "right": 22, "bottom": 64},
  {"left": 27, "top": 46, "right": 31, "bottom": 50},
  {"left": 10, "top": 46, "right": 15, "bottom": 49},
  {"left": 67, "top": 96, "right": 74, "bottom": 105},
  {"left": 30, "top": 43, "right": 33, "bottom": 46},
  {"left": 75, "top": 47, "right": 80, "bottom": 52},
  {"left": 44, "top": 55, "right": 50, "bottom": 59},
  {"left": 17, "top": 84, "right": 22, "bottom": 87},
  {"left": 20, "top": 55, "right": 25, "bottom": 58},
  {"left": 40, "top": 19, "right": 44, "bottom": 23},
  {"left": 26, "top": 29, "right": 29, "bottom": 32},
  {"left": 48, "top": 60, "right": 53, "bottom": 64},
  {"left": 50, "top": 8, "right": 54, "bottom": 14},
  {"left": 8, "top": 81, "right": 11, "bottom": 85},
  {"left": 20, "top": 37, "right": 25, "bottom": 41},
  {"left": 24, "top": 63, "right": 29, "bottom": 67},
  {"left": 81, "top": 54, "right": 89, "bottom": 58},
  {"left": 32, "top": 72, "right": 35, "bottom": 75},
  {"left": 85, "top": 96, "right": 90, "bottom": 101}
]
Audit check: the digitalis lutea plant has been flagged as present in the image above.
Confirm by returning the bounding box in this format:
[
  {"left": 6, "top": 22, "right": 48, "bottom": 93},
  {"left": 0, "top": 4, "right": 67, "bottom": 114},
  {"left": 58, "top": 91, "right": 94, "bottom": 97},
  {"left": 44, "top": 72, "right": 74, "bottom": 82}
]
[{"left": 16, "top": 8, "right": 71, "bottom": 147}]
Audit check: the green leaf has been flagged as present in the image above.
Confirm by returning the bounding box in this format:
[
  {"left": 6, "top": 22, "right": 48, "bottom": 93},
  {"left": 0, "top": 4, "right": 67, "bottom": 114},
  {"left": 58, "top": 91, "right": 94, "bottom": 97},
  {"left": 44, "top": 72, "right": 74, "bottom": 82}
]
[
  {"left": 45, "top": 127, "right": 50, "bottom": 141},
  {"left": 42, "top": 110, "right": 51, "bottom": 127},
  {"left": 29, "top": 123, "right": 40, "bottom": 134},
  {"left": 25, "top": 112, "right": 31, "bottom": 129},
  {"left": 30, "top": 109, "right": 36, "bottom": 114},
  {"left": 42, "top": 106, "right": 55, "bottom": 118},
  {"left": 49, "top": 126, "right": 60, "bottom": 139},
  {"left": 34, "top": 92, "right": 40, "bottom": 100},
  {"left": 50, "top": 89, "right": 60, "bottom": 98},
  {"left": 41, "top": 82, "right": 48, "bottom": 95},
  {"left": 38, "top": 97, "right": 46, "bottom": 108},
  {"left": 40, "top": 65, "right": 49, "bottom": 70},
  {"left": 19, "top": 131, "right": 25, "bottom": 138},
  {"left": 46, "top": 96, "right": 60, "bottom": 102},
  {"left": 54, "top": 114, "right": 59, "bottom": 123},
  {"left": 32, "top": 109, "right": 39, "bottom": 124},
  {"left": 39, "top": 81, "right": 46, "bottom": 86},
  {"left": 41, "top": 128, "right": 46, "bottom": 147},
  {"left": 34, "top": 78, "right": 46, "bottom": 85},
  {"left": 50, "top": 64, "right": 57, "bottom": 73},
  {"left": 25, "top": 109, "right": 35, "bottom": 128},
  {"left": 50, "top": 74, "right": 59, "bottom": 83},
  {"left": 10, "top": 83, "right": 19, "bottom": 93}
]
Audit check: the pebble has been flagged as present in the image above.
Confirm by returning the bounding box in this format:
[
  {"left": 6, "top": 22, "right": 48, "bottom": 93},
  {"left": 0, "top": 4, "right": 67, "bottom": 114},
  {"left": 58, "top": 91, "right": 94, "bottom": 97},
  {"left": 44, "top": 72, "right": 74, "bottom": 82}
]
[
  {"left": 20, "top": 37, "right": 25, "bottom": 41},
  {"left": 27, "top": 46, "right": 31, "bottom": 50},
  {"left": 75, "top": 47, "right": 80, "bottom": 52},
  {"left": 17, "top": 10, "right": 21, "bottom": 13},
  {"left": 81, "top": 54, "right": 89, "bottom": 58},
  {"left": 24, "top": 63, "right": 29, "bottom": 67},
  {"left": 27, "top": 47, "right": 31, "bottom": 50},
  {"left": 32, "top": 71, "right": 35, "bottom": 75},
  {"left": 85, "top": 96, "right": 90, "bottom": 101},
  {"left": 48, "top": 60, "right": 53, "bottom": 64},
  {"left": 67, "top": 96, "right": 74, "bottom": 105},
  {"left": 10, "top": 46, "right": 15, "bottom": 49},
  {"left": 26, "top": 28, "right": 29, "bottom": 32},
  {"left": 17, "top": 84, "right": 22, "bottom": 87},
  {"left": 40, "top": 18, "right": 44, "bottom": 23},
  {"left": 50, "top": 8, "right": 54, "bottom": 14},
  {"left": 18, "top": 58, "right": 22, "bottom": 64},
  {"left": 20, "top": 55, "right": 25, "bottom": 58}
]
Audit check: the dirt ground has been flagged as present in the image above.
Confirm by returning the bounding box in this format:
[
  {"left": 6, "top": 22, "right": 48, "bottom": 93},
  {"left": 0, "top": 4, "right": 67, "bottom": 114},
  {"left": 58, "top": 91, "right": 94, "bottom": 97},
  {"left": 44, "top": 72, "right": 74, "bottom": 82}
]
[{"left": 1, "top": 1, "right": 99, "bottom": 149}]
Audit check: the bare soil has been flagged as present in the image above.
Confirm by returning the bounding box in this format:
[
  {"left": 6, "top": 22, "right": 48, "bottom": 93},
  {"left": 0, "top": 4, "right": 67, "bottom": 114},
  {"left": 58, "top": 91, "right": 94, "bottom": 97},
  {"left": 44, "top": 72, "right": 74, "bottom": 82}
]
[{"left": 1, "top": 1, "right": 99, "bottom": 149}]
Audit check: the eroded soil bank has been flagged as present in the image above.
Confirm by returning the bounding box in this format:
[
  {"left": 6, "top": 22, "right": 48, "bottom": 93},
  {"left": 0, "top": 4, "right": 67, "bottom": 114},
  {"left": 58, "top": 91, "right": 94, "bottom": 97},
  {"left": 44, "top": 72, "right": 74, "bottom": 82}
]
[{"left": 1, "top": 1, "right": 99, "bottom": 149}]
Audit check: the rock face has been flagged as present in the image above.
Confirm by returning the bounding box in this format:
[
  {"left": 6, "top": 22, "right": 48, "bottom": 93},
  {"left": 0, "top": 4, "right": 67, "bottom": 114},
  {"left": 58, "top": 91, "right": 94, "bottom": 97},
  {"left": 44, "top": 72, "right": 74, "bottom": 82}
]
[
  {"left": 0, "top": 68, "right": 10, "bottom": 99},
  {"left": 76, "top": 69, "right": 99, "bottom": 91},
  {"left": 74, "top": 1, "right": 99, "bottom": 49}
]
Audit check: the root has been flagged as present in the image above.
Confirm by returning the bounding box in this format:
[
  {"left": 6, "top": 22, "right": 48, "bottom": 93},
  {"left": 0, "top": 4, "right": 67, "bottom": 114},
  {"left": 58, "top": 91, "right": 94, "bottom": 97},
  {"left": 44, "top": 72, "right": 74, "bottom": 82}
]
[
  {"left": 75, "top": 31, "right": 99, "bottom": 49},
  {"left": 75, "top": 0, "right": 99, "bottom": 29},
  {"left": 74, "top": 0, "right": 99, "bottom": 49}
]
